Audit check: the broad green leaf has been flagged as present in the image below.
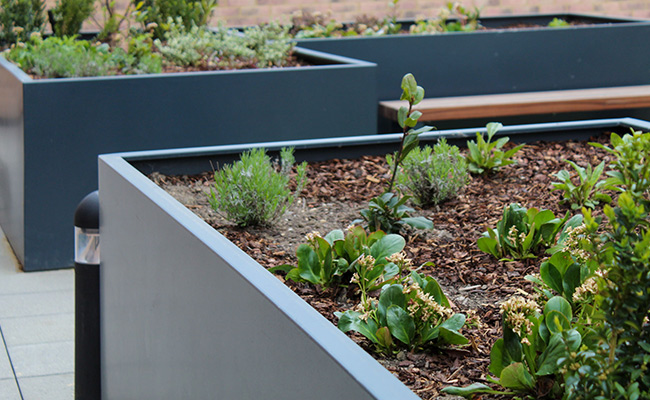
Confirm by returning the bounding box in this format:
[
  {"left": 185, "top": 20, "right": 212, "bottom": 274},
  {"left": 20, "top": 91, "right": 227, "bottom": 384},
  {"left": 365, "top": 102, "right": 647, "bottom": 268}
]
[
  {"left": 377, "top": 284, "right": 406, "bottom": 326},
  {"left": 397, "top": 106, "right": 408, "bottom": 128},
  {"left": 402, "top": 216, "right": 433, "bottom": 230},
  {"left": 324, "top": 229, "right": 344, "bottom": 245},
  {"left": 544, "top": 296, "right": 572, "bottom": 321},
  {"left": 537, "top": 329, "right": 581, "bottom": 376},
  {"left": 409, "top": 110, "right": 422, "bottom": 121},
  {"left": 439, "top": 326, "right": 469, "bottom": 345},
  {"left": 375, "top": 326, "right": 393, "bottom": 350},
  {"left": 545, "top": 310, "right": 571, "bottom": 334},
  {"left": 414, "top": 86, "right": 425, "bottom": 104},
  {"left": 370, "top": 234, "right": 406, "bottom": 261},
  {"left": 296, "top": 244, "right": 321, "bottom": 284},
  {"left": 336, "top": 311, "right": 379, "bottom": 344},
  {"left": 442, "top": 383, "right": 513, "bottom": 397},
  {"left": 268, "top": 264, "right": 294, "bottom": 274},
  {"left": 499, "top": 362, "right": 536, "bottom": 392},
  {"left": 423, "top": 278, "right": 450, "bottom": 308},
  {"left": 477, "top": 237, "right": 499, "bottom": 258},
  {"left": 562, "top": 263, "right": 582, "bottom": 298},
  {"left": 540, "top": 262, "right": 563, "bottom": 295},
  {"left": 401, "top": 73, "right": 417, "bottom": 98},
  {"left": 386, "top": 305, "right": 415, "bottom": 346},
  {"left": 503, "top": 326, "right": 523, "bottom": 363},
  {"left": 489, "top": 339, "right": 508, "bottom": 376},
  {"left": 486, "top": 122, "right": 503, "bottom": 139}
]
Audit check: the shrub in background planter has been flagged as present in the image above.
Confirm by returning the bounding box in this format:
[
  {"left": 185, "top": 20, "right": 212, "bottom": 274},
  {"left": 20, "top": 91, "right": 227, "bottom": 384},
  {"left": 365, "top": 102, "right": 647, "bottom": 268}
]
[
  {"left": 0, "top": 47, "right": 376, "bottom": 271},
  {"left": 295, "top": 13, "right": 650, "bottom": 130},
  {"left": 98, "top": 117, "right": 650, "bottom": 399}
]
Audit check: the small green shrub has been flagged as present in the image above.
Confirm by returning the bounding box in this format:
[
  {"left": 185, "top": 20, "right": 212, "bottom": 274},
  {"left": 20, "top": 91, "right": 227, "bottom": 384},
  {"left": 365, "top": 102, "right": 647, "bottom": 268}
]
[
  {"left": 548, "top": 17, "right": 570, "bottom": 28},
  {"left": 355, "top": 192, "right": 433, "bottom": 234},
  {"left": 387, "top": 138, "right": 469, "bottom": 206},
  {"left": 291, "top": 10, "right": 401, "bottom": 38},
  {"left": 477, "top": 203, "right": 573, "bottom": 261},
  {"left": 551, "top": 160, "right": 611, "bottom": 210},
  {"left": 134, "top": 0, "right": 217, "bottom": 39},
  {"left": 409, "top": 2, "right": 481, "bottom": 34},
  {"left": 0, "top": 0, "right": 45, "bottom": 47},
  {"left": 155, "top": 20, "right": 294, "bottom": 69},
  {"left": 111, "top": 32, "right": 162, "bottom": 74},
  {"left": 466, "top": 122, "right": 525, "bottom": 175},
  {"left": 5, "top": 34, "right": 115, "bottom": 77},
  {"left": 336, "top": 272, "right": 467, "bottom": 355},
  {"left": 48, "top": 0, "right": 95, "bottom": 37},
  {"left": 273, "top": 226, "right": 408, "bottom": 289},
  {"left": 208, "top": 147, "right": 307, "bottom": 227}
]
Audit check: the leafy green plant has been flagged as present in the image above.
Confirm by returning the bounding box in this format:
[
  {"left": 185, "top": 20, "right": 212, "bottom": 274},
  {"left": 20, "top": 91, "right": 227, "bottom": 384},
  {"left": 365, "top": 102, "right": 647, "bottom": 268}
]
[
  {"left": 355, "top": 192, "right": 433, "bottom": 234},
  {"left": 551, "top": 160, "right": 611, "bottom": 210},
  {"left": 290, "top": 9, "right": 401, "bottom": 38},
  {"left": 409, "top": 2, "right": 481, "bottom": 34},
  {"left": 4, "top": 34, "right": 116, "bottom": 77},
  {"left": 477, "top": 203, "right": 571, "bottom": 261},
  {"left": 387, "top": 138, "right": 469, "bottom": 206},
  {"left": 134, "top": 0, "right": 217, "bottom": 39},
  {"left": 111, "top": 31, "right": 162, "bottom": 74},
  {"left": 336, "top": 272, "right": 467, "bottom": 355},
  {"left": 48, "top": 0, "right": 95, "bottom": 37},
  {"left": 560, "top": 130, "right": 650, "bottom": 399},
  {"left": 466, "top": 122, "right": 525, "bottom": 175},
  {"left": 0, "top": 0, "right": 45, "bottom": 47},
  {"left": 155, "top": 20, "right": 293, "bottom": 69},
  {"left": 274, "top": 226, "right": 408, "bottom": 289},
  {"left": 358, "top": 73, "right": 433, "bottom": 233},
  {"left": 444, "top": 295, "right": 581, "bottom": 399},
  {"left": 208, "top": 147, "right": 307, "bottom": 227},
  {"left": 548, "top": 17, "right": 570, "bottom": 28}
]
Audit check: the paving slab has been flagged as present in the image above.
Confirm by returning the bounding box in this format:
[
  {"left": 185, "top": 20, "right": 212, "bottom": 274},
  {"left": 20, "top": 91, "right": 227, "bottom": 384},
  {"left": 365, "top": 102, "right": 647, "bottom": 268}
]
[
  {"left": 0, "top": 344, "right": 13, "bottom": 380},
  {"left": 0, "top": 378, "right": 21, "bottom": 400},
  {"left": 0, "top": 269, "right": 73, "bottom": 295},
  {"left": 19, "top": 373, "right": 74, "bottom": 400},
  {"left": 1, "top": 313, "right": 74, "bottom": 347},
  {"left": 0, "top": 291, "right": 74, "bottom": 318},
  {"left": 10, "top": 341, "right": 74, "bottom": 378}
]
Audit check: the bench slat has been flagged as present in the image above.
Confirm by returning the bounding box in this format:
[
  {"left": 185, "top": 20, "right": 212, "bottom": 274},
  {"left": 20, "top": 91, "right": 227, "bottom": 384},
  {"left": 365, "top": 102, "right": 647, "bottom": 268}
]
[{"left": 379, "top": 85, "right": 650, "bottom": 122}]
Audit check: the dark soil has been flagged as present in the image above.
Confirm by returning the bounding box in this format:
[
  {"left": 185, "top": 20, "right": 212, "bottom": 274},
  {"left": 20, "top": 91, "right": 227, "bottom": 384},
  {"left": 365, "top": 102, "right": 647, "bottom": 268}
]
[{"left": 150, "top": 133, "right": 615, "bottom": 399}]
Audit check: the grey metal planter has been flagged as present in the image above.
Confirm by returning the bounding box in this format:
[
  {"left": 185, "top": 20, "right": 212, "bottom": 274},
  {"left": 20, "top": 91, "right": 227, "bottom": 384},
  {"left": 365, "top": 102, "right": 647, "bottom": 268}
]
[
  {"left": 0, "top": 48, "right": 376, "bottom": 271},
  {"left": 98, "top": 117, "right": 650, "bottom": 399},
  {"left": 296, "top": 14, "right": 650, "bottom": 129}
]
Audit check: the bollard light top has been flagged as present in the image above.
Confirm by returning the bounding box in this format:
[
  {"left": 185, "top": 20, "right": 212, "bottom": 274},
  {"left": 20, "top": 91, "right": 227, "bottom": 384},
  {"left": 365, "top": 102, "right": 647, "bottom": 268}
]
[{"left": 74, "top": 191, "right": 99, "bottom": 230}]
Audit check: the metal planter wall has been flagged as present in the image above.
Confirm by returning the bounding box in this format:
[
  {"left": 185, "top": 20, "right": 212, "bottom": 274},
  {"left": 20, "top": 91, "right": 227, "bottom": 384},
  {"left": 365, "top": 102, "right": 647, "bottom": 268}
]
[
  {"left": 0, "top": 48, "right": 376, "bottom": 271},
  {"left": 98, "top": 118, "right": 650, "bottom": 399}
]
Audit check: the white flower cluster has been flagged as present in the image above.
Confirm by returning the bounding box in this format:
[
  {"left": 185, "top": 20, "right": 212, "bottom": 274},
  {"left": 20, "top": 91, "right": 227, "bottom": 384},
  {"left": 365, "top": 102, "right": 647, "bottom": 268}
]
[
  {"left": 500, "top": 296, "right": 540, "bottom": 345},
  {"left": 562, "top": 224, "right": 591, "bottom": 264},
  {"left": 386, "top": 251, "right": 413, "bottom": 270},
  {"left": 507, "top": 225, "right": 527, "bottom": 244},
  {"left": 404, "top": 282, "right": 453, "bottom": 325},
  {"left": 572, "top": 269, "right": 606, "bottom": 303}
]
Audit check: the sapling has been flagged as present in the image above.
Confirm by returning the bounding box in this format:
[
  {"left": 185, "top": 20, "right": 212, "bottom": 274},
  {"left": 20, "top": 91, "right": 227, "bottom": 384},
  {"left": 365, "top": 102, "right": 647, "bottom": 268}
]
[{"left": 357, "top": 73, "right": 433, "bottom": 233}]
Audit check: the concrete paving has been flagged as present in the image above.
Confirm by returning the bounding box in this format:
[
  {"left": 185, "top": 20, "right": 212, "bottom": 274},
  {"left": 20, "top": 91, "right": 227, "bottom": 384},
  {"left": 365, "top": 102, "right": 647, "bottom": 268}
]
[{"left": 0, "top": 227, "right": 74, "bottom": 400}]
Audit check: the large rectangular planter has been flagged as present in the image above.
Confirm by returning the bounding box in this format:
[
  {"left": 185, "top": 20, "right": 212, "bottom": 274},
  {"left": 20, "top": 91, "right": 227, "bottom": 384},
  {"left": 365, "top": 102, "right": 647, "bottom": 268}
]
[
  {"left": 98, "top": 117, "right": 650, "bottom": 399},
  {"left": 296, "top": 14, "right": 650, "bottom": 129},
  {"left": 0, "top": 48, "right": 376, "bottom": 271}
]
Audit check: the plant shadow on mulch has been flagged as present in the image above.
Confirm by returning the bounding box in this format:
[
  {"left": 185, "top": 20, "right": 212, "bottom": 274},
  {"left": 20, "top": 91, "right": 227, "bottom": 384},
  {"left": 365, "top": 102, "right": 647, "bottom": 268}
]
[{"left": 151, "top": 132, "right": 615, "bottom": 399}]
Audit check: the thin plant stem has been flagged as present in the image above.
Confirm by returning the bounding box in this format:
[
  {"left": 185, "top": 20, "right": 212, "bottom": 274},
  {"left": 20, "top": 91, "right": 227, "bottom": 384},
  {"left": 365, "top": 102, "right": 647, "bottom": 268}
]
[{"left": 387, "top": 102, "right": 412, "bottom": 193}]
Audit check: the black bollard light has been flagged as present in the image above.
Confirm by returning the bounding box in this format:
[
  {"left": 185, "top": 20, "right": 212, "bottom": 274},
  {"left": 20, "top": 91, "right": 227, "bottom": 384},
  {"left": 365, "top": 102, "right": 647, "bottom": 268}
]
[{"left": 74, "top": 190, "right": 100, "bottom": 400}]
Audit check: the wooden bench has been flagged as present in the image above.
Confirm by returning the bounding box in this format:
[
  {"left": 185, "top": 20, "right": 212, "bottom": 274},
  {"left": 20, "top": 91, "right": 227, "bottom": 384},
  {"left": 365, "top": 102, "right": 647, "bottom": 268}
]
[{"left": 379, "top": 85, "right": 650, "bottom": 122}]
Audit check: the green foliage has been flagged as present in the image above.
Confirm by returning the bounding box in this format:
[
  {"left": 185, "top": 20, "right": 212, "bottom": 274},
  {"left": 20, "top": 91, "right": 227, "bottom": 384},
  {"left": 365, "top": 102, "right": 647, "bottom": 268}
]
[
  {"left": 208, "top": 147, "right": 307, "bottom": 227},
  {"left": 290, "top": 9, "right": 401, "bottom": 38},
  {"left": 591, "top": 129, "right": 650, "bottom": 201},
  {"left": 134, "top": 0, "right": 217, "bottom": 39},
  {"left": 551, "top": 160, "right": 612, "bottom": 210},
  {"left": 109, "top": 32, "right": 162, "bottom": 74},
  {"left": 48, "top": 0, "right": 95, "bottom": 37},
  {"left": 410, "top": 2, "right": 481, "bottom": 34},
  {"left": 4, "top": 34, "right": 115, "bottom": 77},
  {"left": 477, "top": 203, "right": 570, "bottom": 261},
  {"left": 561, "top": 130, "right": 650, "bottom": 399},
  {"left": 444, "top": 295, "right": 581, "bottom": 399},
  {"left": 466, "top": 122, "right": 525, "bottom": 175},
  {"left": 336, "top": 272, "right": 467, "bottom": 355},
  {"left": 355, "top": 192, "right": 434, "bottom": 234},
  {"left": 274, "top": 226, "right": 408, "bottom": 289},
  {"left": 155, "top": 20, "right": 294, "bottom": 69},
  {"left": 0, "top": 0, "right": 45, "bottom": 47},
  {"left": 548, "top": 17, "right": 570, "bottom": 28},
  {"left": 387, "top": 138, "right": 469, "bottom": 206},
  {"left": 359, "top": 73, "right": 433, "bottom": 233}
]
